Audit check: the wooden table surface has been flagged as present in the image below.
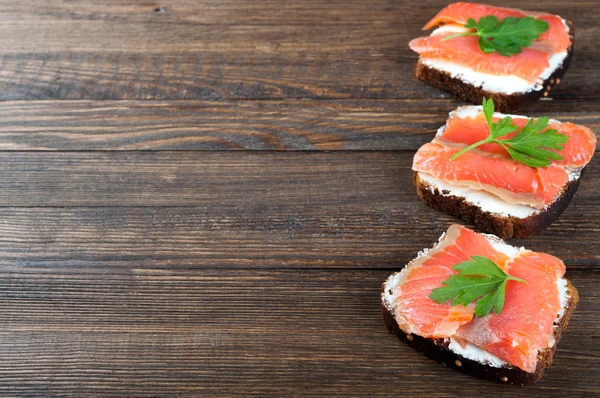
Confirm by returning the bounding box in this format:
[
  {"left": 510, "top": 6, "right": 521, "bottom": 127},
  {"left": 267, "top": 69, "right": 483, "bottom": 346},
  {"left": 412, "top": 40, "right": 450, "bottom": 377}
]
[{"left": 1, "top": 0, "right": 598, "bottom": 396}]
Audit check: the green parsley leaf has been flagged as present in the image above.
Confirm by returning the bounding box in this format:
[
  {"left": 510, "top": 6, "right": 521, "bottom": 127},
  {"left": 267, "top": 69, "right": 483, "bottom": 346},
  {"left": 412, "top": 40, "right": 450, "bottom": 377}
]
[
  {"left": 450, "top": 97, "right": 569, "bottom": 168},
  {"left": 429, "top": 256, "right": 527, "bottom": 317},
  {"left": 442, "top": 15, "right": 549, "bottom": 56}
]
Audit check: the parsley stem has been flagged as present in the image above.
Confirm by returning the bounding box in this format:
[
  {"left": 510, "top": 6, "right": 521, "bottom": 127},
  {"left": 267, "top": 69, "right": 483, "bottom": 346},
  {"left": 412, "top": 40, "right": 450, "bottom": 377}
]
[
  {"left": 450, "top": 138, "right": 490, "bottom": 161},
  {"left": 441, "top": 31, "right": 478, "bottom": 41},
  {"left": 507, "top": 275, "right": 528, "bottom": 284}
]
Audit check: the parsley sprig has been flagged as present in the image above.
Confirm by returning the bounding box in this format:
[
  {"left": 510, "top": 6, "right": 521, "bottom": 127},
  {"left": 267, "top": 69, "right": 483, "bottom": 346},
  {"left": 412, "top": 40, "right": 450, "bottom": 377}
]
[
  {"left": 450, "top": 98, "right": 569, "bottom": 168},
  {"left": 442, "top": 15, "right": 549, "bottom": 56},
  {"left": 429, "top": 256, "right": 527, "bottom": 317}
]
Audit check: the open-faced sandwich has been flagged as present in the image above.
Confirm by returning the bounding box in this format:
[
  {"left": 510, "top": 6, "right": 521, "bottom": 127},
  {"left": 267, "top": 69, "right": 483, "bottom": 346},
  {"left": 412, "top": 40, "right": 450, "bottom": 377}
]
[
  {"left": 412, "top": 98, "right": 596, "bottom": 238},
  {"left": 381, "top": 224, "right": 577, "bottom": 384},
  {"left": 409, "top": 2, "right": 573, "bottom": 111}
]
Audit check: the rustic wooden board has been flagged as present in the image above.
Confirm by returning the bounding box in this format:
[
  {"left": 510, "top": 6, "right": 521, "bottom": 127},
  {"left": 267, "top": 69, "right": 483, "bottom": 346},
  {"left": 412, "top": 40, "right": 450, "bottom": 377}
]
[
  {"left": 0, "top": 99, "right": 598, "bottom": 150},
  {"left": 1, "top": 0, "right": 599, "bottom": 396},
  {"left": 0, "top": 268, "right": 596, "bottom": 397}
]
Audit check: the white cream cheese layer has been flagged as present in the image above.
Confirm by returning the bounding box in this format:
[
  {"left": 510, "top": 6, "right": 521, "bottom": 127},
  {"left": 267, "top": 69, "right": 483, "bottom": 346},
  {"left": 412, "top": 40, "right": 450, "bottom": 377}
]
[
  {"left": 424, "top": 24, "right": 570, "bottom": 95},
  {"left": 448, "top": 338, "right": 507, "bottom": 367},
  {"left": 382, "top": 272, "right": 403, "bottom": 310},
  {"left": 447, "top": 105, "right": 561, "bottom": 123},
  {"left": 483, "top": 233, "right": 523, "bottom": 258},
  {"left": 556, "top": 278, "right": 569, "bottom": 319},
  {"left": 421, "top": 52, "right": 568, "bottom": 95},
  {"left": 418, "top": 173, "right": 538, "bottom": 218}
]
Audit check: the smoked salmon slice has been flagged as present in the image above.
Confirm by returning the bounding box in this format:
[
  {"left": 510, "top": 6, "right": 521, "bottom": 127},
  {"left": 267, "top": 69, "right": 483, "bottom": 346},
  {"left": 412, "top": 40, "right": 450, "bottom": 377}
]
[
  {"left": 422, "top": 2, "right": 571, "bottom": 53},
  {"left": 455, "top": 251, "right": 566, "bottom": 373},
  {"left": 435, "top": 107, "right": 597, "bottom": 168},
  {"left": 409, "top": 34, "right": 550, "bottom": 83},
  {"left": 385, "top": 224, "right": 569, "bottom": 373},
  {"left": 534, "top": 15, "right": 572, "bottom": 53},
  {"left": 424, "top": 3, "right": 523, "bottom": 30},
  {"left": 391, "top": 224, "right": 509, "bottom": 338},
  {"left": 413, "top": 142, "right": 569, "bottom": 209}
]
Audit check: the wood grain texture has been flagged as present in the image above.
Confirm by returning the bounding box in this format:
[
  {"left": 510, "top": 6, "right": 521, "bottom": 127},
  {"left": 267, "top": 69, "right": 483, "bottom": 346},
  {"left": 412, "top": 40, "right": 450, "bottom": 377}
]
[
  {"left": 0, "top": 203, "right": 596, "bottom": 270},
  {"left": 0, "top": 0, "right": 594, "bottom": 26},
  {"left": 0, "top": 152, "right": 595, "bottom": 269},
  {"left": 1, "top": 0, "right": 599, "bottom": 395},
  {"left": 0, "top": 268, "right": 596, "bottom": 397},
  {"left": 0, "top": 99, "right": 598, "bottom": 151},
  {"left": 0, "top": 0, "right": 596, "bottom": 100},
  {"left": 0, "top": 150, "right": 597, "bottom": 208}
]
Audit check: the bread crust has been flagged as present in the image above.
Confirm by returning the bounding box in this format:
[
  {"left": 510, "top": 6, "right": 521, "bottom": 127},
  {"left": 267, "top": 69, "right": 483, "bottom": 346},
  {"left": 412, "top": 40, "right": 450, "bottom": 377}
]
[
  {"left": 414, "top": 22, "right": 574, "bottom": 112},
  {"left": 414, "top": 171, "right": 583, "bottom": 239},
  {"left": 381, "top": 280, "right": 578, "bottom": 385}
]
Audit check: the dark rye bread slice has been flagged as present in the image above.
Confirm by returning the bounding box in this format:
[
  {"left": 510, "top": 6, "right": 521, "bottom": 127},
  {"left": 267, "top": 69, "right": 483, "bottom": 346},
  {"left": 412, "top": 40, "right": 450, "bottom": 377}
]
[
  {"left": 415, "top": 22, "right": 574, "bottom": 113},
  {"left": 414, "top": 170, "right": 583, "bottom": 239},
  {"left": 382, "top": 278, "right": 578, "bottom": 385}
]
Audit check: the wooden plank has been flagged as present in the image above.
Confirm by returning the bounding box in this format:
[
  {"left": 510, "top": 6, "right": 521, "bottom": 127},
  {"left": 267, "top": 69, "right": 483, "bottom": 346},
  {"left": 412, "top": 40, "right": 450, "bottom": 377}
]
[
  {"left": 0, "top": 99, "right": 448, "bottom": 151},
  {"left": 0, "top": 152, "right": 596, "bottom": 269},
  {"left": 0, "top": 49, "right": 427, "bottom": 101},
  {"left": 0, "top": 151, "right": 408, "bottom": 207},
  {"left": 0, "top": 268, "right": 596, "bottom": 396},
  {"left": 0, "top": 0, "right": 596, "bottom": 99},
  {"left": 0, "top": 46, "right": 594, "bottom": 102},
  {"left": 0, "top": 150, "right": 597, "bottom": 208},
  {"left": 0, "top": 99, "right": 598, "bottom": 151},
  {"left": 1, "top": 1, "right": 593, "bottom": 52},
  {"left": 0, "top": 205, "right": 597, "bottom": 270},
  {"left": 0, "top": 0, "right": 591, "bottom": 26},
  {"left": 0, "top": 205, "right": 596, "bottom": 270}
]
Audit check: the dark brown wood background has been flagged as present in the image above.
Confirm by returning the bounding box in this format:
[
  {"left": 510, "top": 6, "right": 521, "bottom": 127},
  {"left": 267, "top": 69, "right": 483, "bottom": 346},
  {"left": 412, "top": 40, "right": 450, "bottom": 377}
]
[{"left": 0, "top": 0, "right": 598, "bottom": 396}]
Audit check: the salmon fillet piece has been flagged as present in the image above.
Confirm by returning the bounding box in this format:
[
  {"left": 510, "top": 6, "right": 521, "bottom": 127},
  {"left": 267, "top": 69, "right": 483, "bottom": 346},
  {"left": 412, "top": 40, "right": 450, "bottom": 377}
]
[
  {"left": 412, "top": 142, "right": 569, "bottom": 209},
  {"left": 455, "top": 251, "right": 566, "bottom": 373},
  {"left": 391, "top": 225, "right": 509, "bottom": 338},
  {"left": 424, "top": 3, "right": 523, "bottom": 30},
  {"left": 434, "top": 108, "right": 597, "bottom": 168},
  {"left": 423, "top": 2, "right": 571, "bottom": 53},
  {"left": 409, "top": 34, "right": 550, "bottom": 84}
]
